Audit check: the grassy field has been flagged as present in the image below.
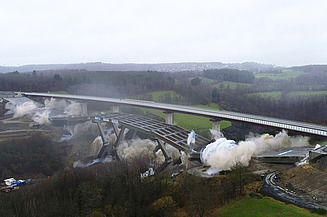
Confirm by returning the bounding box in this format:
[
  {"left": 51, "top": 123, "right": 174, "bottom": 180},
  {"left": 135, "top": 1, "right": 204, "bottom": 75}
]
[
  {"left": 288, "top": 91, "right": 327, "bottom": 97},
  {"left": 215, "top": 81, "right": 253, "bottom": 89},
  {"left": 211, "top": 196, "right": 322, "bottom": 217},
  {"left": 248, "top": 91, "right": 282, "bottom": 100},
  {"left": 255, "top": 69, "right": 305, "bottom": 81},
  {"left": 147, "top": 90, "right": 178, "bottom": 100},
  {"left": 141, "top": 103, "right": 231, "bottom": 135},
  {"left": 48, "top": 91, "right": 68, "bottom": 94},
  {"left": 133, "top": 90, "right": 188, "bottom": 104}
]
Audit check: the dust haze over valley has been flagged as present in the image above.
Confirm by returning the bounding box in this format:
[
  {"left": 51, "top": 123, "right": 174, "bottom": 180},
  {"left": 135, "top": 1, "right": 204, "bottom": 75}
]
[{"left": 1, "top": 0, "right": 327, "bottom": 216}]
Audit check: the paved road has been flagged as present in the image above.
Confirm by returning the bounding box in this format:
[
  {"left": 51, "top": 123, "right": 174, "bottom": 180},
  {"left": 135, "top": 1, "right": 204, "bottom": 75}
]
[
  {"left": 261, "top": 172, "right": 325, "bottom": 210},
  {"left": 20, "top": 92, "right": 327, "bottom": 137}
]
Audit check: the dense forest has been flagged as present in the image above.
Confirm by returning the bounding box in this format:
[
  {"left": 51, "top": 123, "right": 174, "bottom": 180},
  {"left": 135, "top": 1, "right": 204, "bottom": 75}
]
[{"left": 0, "top": 157, "right": 257, "bottom": 217}]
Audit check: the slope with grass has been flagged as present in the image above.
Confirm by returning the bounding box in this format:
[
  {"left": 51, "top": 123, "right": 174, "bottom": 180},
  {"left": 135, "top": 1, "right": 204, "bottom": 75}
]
[
  {"left": 212, "top": 196, "right": 322, "bottom": 217},
  {"left": 255, "top": 69, "right": 305, "bottom": 81},
  {"left": 140, "top": 103, "right": 231, "bottom": 137},
  {"left": 247, "top": 91, "right": 282, "bottom": 100},
  {"left": 215, "top": 81, "right": 253, "bottom": 89},
  {"left": 288, "top": 91, "right": 327, "bottom": 97}
]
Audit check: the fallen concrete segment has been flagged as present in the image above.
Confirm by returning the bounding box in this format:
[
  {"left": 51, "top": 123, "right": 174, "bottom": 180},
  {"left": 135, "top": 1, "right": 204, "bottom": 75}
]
[
  {"left": 309, "top": 145, "right": 327, "bottom": 163},
  {"left": 253, "top": 148, "right": 312, "bottom": 164}
]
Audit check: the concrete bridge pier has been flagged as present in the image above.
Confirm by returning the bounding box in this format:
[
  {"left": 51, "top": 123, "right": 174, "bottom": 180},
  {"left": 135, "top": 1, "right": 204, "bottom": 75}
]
[
  {"left": 80, "top": 102, "right": 88, "bottom": 116},
  {"left": 164, "top": 111, "right": 174, "bottom": 125},
  {"left": 155, "top": 139, "right": 173, "bottom": 172},
  {"left": 210, "top": 118, "right": 223, "bottom": 140},
  {"left": 112, "top": 105, "right": 120, "bottom": 113},
  {"left": 112, "top": 126, "right": 126, "bottom": 160}
]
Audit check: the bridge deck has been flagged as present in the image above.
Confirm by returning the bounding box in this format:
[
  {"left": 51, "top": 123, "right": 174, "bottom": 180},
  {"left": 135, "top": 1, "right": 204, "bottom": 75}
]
[
  {"left": 99, "top": 113, "right": 210, "bottom": 153},
  {"left": 21, "top": 92, "right": 327, "bottom": 137}
]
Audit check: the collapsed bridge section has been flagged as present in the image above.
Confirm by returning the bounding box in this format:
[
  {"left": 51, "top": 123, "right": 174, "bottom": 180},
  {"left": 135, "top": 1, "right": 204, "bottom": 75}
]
[{"left": 93, "top": 113, "right": 211, "bottom": 164}]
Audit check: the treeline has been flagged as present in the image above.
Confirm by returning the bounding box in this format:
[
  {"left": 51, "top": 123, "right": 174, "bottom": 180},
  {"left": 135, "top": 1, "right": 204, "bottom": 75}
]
[
  {"left": 203, "top": 69, "right": 255, "bottom": 84},
  {"left": 0, "top": 72, "right": 67, "bottom": 92},
  {"left": 218, "top": 88, "right": 327, "bottom": 124},
  {"left": 0, "top": 161, "right": 258, "bottom": 217}
]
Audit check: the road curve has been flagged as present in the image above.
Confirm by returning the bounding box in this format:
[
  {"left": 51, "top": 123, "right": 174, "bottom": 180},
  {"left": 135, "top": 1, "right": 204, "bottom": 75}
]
[
  {"left": 20, "top": 92, "right": 327, "bottom": 137},
  {"left": 261, "top": 172, "right": 325, "bottom": 210}
]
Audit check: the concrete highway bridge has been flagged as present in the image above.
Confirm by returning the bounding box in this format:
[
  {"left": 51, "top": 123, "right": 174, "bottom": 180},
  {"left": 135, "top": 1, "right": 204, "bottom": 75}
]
[
  {"left": 20, "top": 92, "right": 327, "bottom": 137},
  {"left": 92, "top": 113, "right": 210, "bottom": 167}
]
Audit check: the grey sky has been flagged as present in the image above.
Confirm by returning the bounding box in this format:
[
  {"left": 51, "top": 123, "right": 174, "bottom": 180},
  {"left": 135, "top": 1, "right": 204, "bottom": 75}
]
[{"left": 1, "top": 0, "right": 327, "bottom": 66}]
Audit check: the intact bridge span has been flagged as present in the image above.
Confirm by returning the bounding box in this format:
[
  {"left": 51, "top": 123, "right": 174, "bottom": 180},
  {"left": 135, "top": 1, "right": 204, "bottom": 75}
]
[{"left": 21, "top": 92, "right": 327, "bottom": 137}]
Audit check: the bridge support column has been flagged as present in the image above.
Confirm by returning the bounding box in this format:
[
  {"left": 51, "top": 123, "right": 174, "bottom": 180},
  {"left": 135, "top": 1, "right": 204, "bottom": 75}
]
[
  {"left": 95, "top": 122, "right": 111, "bottom": 159},
  {"left": 155, "top": 139, "right": 172, "bottom": 172},
  {"left": 164, "top": 111, "right": 174, "bottom": 125},
  {"left": 111, "top": 120, "right": 120, "bottom": 137},
  {"left": 112, "top": 105, "right": 119, "bottom": 113},
  {"left": 112, "top": 126, "right": 126, "bottom": 160},
  {"left": 210, "top": 118, "right": 222, "bottom": 140},
  {"left": 80, "top": 102, "right": 88, "bottom": 116},
  {"left": 156, "top": 140, "right": 171, "bottom": 162}
]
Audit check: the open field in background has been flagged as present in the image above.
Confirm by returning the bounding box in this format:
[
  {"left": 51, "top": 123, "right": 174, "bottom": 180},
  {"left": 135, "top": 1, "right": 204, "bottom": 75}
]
[
  {"left": 248, "top": 91, "right": 283, "bottom": 100},
  {"left": 215, "top": 81, "right": 253, "bottom": 89},
  {"left": 133, "top": 90, "right": 188, "bottom": 104},
  {"left": 288, "top": 91, "right": 327, "bottom": 97},
  {"left": 47, "top": 91, "right": 68, "bottom": 94},
  {"left": 146, "top": 90, "right": 179, "bottom": 100},
  {"left": 247, "top": 91, "right": 327, "bottom": 100},
  {"left": 255, "top": 69, "right": 305, "bottom": 80},
  {"left": 141, "top": 103, "right": 231, "bottom": 134},
  {"left": 189, "top": 76, "right": 217, "bottom": 85},
  {"left": 212, "top": 196, "right": 321, "bottom": 217}
]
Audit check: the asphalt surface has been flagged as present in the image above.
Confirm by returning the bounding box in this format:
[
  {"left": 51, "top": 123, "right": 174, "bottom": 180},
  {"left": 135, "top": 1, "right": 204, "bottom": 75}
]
[
  {"left": 260, "top": 172, "right": 326, "bottom": 210},
  {"left": 21, "top": 92, "right": 327, "bottom": 137}
]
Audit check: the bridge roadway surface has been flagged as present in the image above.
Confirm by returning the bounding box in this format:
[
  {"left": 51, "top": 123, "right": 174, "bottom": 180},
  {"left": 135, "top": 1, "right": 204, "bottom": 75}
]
[
  {"left": 97, "top": 112, "right": 210, "bottom": 158},
  {"left": 21, "top": 92, "right": 327, "bottom": 137}
]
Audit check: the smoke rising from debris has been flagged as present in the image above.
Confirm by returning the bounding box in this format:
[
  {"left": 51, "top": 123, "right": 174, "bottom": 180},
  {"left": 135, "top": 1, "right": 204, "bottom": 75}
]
[
  {"left": 201, "top": 130, "right": 310, "bottom": 174},
  {"left": 4, "top": 97, "right": 84, "bottom": 125},
  {"left": 117, "top": 139, "right": 180, "bottom": 165},
  {"left": 13, "top": 101, "right": 37, "bottom": 118}
]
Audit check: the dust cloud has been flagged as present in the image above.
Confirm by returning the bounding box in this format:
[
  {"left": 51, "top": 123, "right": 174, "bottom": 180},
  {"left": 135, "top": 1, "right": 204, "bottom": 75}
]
[{"left": 201, "top": 130, "right": 310, "bottom": 174}]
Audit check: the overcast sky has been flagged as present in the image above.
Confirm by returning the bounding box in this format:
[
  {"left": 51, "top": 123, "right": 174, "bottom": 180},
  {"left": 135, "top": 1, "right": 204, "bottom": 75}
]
[{"left": 1, "top": 0, "right": 327, "bottom": 66}]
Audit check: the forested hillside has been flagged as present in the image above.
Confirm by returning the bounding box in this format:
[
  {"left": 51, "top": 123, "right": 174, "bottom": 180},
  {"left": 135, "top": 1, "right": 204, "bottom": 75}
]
[{"left": 1, "top": 66, "right": 327, "bottom": 124}]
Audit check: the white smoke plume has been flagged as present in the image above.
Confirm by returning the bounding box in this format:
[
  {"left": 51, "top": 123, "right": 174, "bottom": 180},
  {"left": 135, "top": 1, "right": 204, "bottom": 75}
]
[
  {"left": 44, "top": 98, "right": 67, "bottom": 110},
  {"left": 201, "top": 130, "right": 310, "bottom": 174},
  {"left": 180, "top": 151, "right": 192, "bottom": 169},
  {"left": 91, "top": 132, "right": 117, "bottom": 156},
  {"left": 4, "top": 102, "right": 15, "bottom": 115},
  {"left": 4, "top": 97, "right": 84, "bottom": 126},
  {"left": 65, "top": 121, "right": 98, "bottom": 138},
  {"left": 73, "top": 157, "right": 112, "bottom": 168},
  {"left": 64, "top": 102, "right": 83, "bottom": 116},
  {"left": 249, "top": 130, "right": 310, "bottom": 155},
  {"left": 13, "top": 101, "right": 38, "bottom": 118},
  {"left": 45, "top": 98, "right": 84, "bottom": 116},
  {"left": 117, "top": 139, "right": 157, "bottom": 161},
  {"left": 32, "top": 110, "right": 51, "bottom": 125},
  {"left": 187, "top": 130, "right": 196, "bottom": 146},
  {"left": 155, "top": 143, "right": 181, "bottom": 164},
  {"left": 210, "top": 129, "right": 223, "bottom": 140},
  {"left": 117, "top": 139, "right": 180, "bottom": 166}
]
